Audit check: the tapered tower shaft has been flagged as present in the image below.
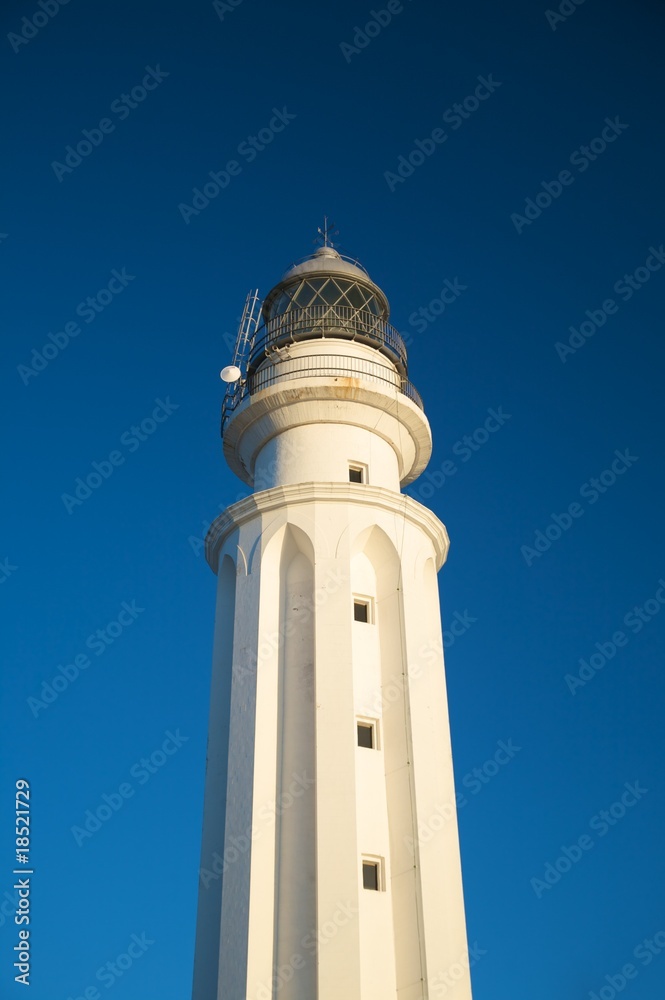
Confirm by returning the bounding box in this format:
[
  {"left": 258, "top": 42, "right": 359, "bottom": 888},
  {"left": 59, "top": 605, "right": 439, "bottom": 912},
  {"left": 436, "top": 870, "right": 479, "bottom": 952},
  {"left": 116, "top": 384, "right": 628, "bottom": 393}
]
[{"left": 193, "top": 244, "right": 473, "bottom": 1000}]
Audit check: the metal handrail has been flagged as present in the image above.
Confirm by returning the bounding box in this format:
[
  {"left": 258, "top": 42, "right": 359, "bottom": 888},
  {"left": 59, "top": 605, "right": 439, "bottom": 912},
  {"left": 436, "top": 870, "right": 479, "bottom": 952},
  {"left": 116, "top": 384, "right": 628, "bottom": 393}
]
[
  {"left": 221, "top": 355, "right": 423, "bottom": 431},
  {"left": 248, "top": 305, "right": 408, "bottom": 373}
]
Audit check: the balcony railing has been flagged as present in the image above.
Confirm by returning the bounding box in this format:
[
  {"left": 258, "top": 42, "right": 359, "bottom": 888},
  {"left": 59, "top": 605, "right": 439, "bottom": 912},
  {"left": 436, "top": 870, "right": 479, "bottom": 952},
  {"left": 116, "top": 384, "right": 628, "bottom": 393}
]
[
  {"left": 221, "top": 354, "right": 423, "bottom": 431},
  {"left": 248, "top": 305, "right": 408, "bottom": 375}
]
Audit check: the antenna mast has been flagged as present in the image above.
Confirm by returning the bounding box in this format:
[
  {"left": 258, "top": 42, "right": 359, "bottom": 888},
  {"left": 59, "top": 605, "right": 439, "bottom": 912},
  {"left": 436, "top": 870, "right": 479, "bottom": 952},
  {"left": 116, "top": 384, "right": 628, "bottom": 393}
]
[
  {"left": 220, "top": 289, "right": 261, "bottom": 428},
  {"left": 233, "top": 289, "right": 261, "bottom": 369},
  {"left": 315, "top": 216, "right": 339, "bottom": 248}
]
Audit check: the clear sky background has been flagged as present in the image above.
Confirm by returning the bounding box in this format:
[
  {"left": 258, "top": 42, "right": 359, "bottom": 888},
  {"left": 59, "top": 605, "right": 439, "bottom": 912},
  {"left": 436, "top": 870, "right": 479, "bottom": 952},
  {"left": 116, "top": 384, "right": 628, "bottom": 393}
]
[{"left": 1, "top": 0, "right": 664, "bottom": 997}]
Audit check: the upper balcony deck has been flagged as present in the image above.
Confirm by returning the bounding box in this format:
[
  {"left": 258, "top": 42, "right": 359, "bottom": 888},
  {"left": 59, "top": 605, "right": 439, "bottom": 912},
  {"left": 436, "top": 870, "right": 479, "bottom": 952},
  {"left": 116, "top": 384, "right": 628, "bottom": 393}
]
[{"left": 248, "top": 304, "right": 408, "bottom": 376}]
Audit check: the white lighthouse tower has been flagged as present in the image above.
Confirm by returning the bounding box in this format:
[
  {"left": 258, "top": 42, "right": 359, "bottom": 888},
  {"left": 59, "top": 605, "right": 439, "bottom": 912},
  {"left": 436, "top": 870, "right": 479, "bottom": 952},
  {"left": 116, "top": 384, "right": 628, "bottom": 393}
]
[{"left": 192, "top": 234, "right": 473, "bottom": 1000}]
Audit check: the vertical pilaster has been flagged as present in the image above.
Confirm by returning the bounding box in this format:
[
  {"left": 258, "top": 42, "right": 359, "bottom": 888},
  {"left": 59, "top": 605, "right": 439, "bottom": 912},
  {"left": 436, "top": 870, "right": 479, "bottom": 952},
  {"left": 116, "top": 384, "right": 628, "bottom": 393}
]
[{"left": 314, "top": 534, "right": 363, "bottom": 1000}]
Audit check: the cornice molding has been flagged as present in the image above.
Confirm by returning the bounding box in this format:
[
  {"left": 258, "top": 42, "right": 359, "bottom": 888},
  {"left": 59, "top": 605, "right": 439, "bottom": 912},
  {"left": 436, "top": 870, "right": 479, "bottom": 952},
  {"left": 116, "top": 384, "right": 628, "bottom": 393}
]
[
  {"left": 222, "top": 381, "right": 432, "bottom": 487},
  {"left": 206, "top": 482, "right": 449, "bottom": 573}
]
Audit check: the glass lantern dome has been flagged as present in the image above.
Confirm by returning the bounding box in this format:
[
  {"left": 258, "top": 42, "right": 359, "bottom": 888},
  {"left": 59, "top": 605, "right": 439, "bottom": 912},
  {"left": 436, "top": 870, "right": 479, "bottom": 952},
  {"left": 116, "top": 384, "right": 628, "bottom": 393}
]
[{"left": 248, "top": 247, "right": 407, "bottom": 374}]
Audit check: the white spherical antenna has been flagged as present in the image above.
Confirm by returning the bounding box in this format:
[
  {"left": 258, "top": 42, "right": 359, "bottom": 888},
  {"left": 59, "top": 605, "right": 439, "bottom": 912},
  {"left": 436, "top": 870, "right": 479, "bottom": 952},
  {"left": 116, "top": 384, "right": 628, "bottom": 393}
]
[{"left": 220, "top": 365, "right": 241, "bottom": 383}]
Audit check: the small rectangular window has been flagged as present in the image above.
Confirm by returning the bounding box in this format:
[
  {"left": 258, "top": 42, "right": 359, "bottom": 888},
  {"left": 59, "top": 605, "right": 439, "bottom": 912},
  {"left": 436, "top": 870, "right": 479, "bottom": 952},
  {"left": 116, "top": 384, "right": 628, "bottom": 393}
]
[
  {"left": 362, "top": 861, "right": 380, "bottom": 891},
  {"left": 348, "top": 463, "right": 366, "bottom": 484},
  {"left": 357, "top": 723, "right": 374, "bottom": 748},
  {"left": 357, "top": 716, "right": 380, "bottom": 749},
  {"left": 353, "top": 600, "right": 369, "bottom": 623}
]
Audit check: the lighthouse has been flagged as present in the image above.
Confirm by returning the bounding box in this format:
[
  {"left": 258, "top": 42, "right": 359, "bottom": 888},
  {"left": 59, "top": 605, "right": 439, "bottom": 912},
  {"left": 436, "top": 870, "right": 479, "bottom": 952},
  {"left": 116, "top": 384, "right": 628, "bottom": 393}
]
[{"left": 192, "top": 235, "right": 473, "bottom": 1000}]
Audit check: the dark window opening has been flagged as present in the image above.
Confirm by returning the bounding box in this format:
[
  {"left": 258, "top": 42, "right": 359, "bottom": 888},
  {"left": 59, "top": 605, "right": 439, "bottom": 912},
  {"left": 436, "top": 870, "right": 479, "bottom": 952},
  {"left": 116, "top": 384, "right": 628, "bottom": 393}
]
[
  {"left": 362, "top": 862, "right": 379, "bottom": 891},
  {"left": 357, "top": 723, "right": 374, "bottom": 749},
  {"left": 353, "top": 601, "right": 369, "bottom": 623},
  {"left": 349, "top": 466, "right": 364, "bottom": 484}
]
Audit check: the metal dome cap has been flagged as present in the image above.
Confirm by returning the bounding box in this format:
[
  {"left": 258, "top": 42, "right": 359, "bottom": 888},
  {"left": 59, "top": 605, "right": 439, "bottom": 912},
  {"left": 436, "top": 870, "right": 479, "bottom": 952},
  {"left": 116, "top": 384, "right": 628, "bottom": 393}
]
[
  {"left": 283, "top": 245, "right": 370, "bottom": 280},
  {"left": 263, "top": 245, "right": 390, "bottom": 321}
]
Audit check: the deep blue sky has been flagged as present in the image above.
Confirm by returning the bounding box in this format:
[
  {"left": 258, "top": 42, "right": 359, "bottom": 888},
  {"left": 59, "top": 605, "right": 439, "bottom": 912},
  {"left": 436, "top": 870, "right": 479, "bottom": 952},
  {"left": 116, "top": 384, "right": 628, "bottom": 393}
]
[{"left": 2, "top": 0, "right": 665, "bottom": 997}]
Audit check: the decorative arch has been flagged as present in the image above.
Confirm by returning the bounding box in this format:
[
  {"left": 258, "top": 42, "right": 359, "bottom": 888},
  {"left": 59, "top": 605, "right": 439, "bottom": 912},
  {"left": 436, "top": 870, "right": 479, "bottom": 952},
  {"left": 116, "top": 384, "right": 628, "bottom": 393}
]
[
  {"left": 350, "top": 523, "right": 426, "bottom": 994},
  {"left": 273, "top": 523, "right": 317, "bottom": 995}
]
